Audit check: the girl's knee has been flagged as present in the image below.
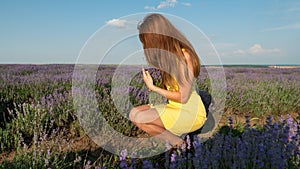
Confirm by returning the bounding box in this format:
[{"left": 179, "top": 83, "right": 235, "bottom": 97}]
[
  {"left": 129, "top": 108, "right": 137, "bottom": 122},
  {"left": 130, "top": 110, "right": 145, "bottom": 124},
  {"left": 129, "top": 105, "right": 150, "bottom": 122}
]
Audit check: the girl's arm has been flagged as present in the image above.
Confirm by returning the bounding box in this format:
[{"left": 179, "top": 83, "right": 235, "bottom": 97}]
[
  {"left": 142, "top": 67, "right": 193, "bottom": 104},
  {"left": 151, "top": 84, "right": 191, "bottom": 104}
]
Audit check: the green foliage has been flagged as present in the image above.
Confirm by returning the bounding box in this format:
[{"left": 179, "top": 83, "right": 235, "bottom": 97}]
[
  {"left": 226, "top": 79, "right": 299, "bottom": 117},
  {"left": 0, "top": 103, "right": 46, "bottom": 151}
]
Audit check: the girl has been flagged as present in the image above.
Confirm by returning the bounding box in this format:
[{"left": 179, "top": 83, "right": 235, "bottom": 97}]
[{"left": 129, "top": 13, "right": 207, "bottom": 147}]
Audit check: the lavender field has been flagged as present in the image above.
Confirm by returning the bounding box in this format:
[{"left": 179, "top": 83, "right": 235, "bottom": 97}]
[{"left": 0, "top": 64, "right": 299, "bottom": 168}]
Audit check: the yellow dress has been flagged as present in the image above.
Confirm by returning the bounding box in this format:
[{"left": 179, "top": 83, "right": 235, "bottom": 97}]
[{"left": 151, "top": 81, "right": 207, "bottom": 136}]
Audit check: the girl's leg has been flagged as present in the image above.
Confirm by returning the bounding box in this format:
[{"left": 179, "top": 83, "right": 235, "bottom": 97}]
[
  {"left": 129, "top": 104, "right": 151, "bottom": 122},
  {"left": 140, "top": 117, "right": 183, "bottom": 146},
  {"left": 129, "top": 105, "right": 183, "bottom": 146}
]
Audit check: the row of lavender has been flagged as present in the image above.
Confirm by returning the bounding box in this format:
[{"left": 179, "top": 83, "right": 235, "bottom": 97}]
[
  {"left": 223, "top": 67, "right": 300, "bottom": 116},
  {"left": 120, "top": 115, "right": 299, "bottom": 169},
  {"left": 0, "top": 64, "right": 299, "bottom": 168}
]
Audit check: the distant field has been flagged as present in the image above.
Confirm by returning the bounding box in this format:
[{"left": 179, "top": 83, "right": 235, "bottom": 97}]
[{"left": 209, "top": 64, "right": 300, "bottom": 68}]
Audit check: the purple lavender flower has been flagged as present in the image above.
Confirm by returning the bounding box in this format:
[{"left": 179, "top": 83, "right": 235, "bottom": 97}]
[
  {"left": 289, "top": 122, "right": 298, "bottom": 140},
  {"left": 186, "top": 135, "right": 191, "bottom": 150},
  {"left": 170, "top": 152, "right": 177, "bottom": 169},
  {"left": 129, "top": 152, "right": 137, "bottom": 169},
  {"left": 142, "top": 160, "right": 153, "bottom": 169},
  {"left": 192, "top": 139, "right": 202, "bottom": 168},
  {"left": 120, "top": 160, "right": 128, "bottom": 169},
  {"left": 256, "top": 143, "right": 265, "bottom": 168},
  {"left": 120, "top": 150, "right": 128, "bottom": 160},
  {"left": 170, "top": 152, "right": 176, "bottom": 163},
  {"left": 265, "top": 115, "right": 273, "bottom": 131},
  {"left": 287, "top": 114, "right": 293, "bottom": 125}
]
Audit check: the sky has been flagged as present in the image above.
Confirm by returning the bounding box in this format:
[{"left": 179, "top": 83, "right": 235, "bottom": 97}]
[{"left": 0, "top": 0, "right": 299, "bottom": 65}]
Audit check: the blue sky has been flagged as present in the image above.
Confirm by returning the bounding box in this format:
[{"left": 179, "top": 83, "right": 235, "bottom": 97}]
[{"left": 0, "top": 0, "right": 299, "bottom": 65}]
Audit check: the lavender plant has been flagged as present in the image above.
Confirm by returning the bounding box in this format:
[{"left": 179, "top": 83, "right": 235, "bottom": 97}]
[
  {"left": 224, "top": 67, "right": 300, "bottom": 116},
  {"left": 119, "top": 115, "right": 299, "bottom": 169}
]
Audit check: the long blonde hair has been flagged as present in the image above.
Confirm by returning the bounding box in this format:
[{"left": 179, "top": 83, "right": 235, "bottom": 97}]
[{"left": 138, "top": 13, "right": 200, "bottom": 88}]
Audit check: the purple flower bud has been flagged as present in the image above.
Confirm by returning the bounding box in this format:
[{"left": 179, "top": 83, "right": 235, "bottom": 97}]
[
  {"left": 120, "top": 149, "right": 128, "bottom": 161},
  {"left": 142, "top": 160, "right": 153, "bottom": 169},
  {"left": 186, "top": 135, "right": 191, "bottom": 150},
  {"left": 170, "top": 152, "right": 176, "bottom": 163}
]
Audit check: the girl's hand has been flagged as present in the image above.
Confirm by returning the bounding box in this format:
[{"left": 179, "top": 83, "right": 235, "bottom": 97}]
[{"left": 142, "top": 68, "right": 155, "bottom": 91}]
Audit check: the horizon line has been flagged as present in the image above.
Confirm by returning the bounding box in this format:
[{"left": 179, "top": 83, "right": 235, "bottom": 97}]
[{"left": 1, "top": 63, "right": 300, "bottom": 67}]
